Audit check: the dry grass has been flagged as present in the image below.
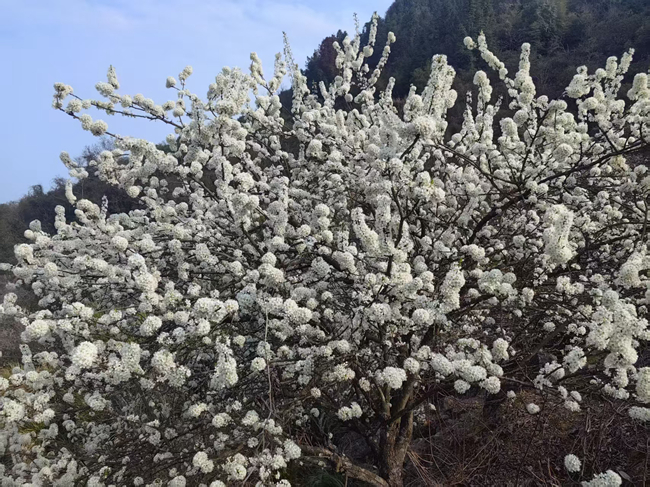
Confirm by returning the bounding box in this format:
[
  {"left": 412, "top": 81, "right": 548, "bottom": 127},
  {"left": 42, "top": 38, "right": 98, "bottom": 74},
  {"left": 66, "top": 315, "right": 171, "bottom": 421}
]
[{"left": 403, "top": 390, "right": 649, "bottom": 486}]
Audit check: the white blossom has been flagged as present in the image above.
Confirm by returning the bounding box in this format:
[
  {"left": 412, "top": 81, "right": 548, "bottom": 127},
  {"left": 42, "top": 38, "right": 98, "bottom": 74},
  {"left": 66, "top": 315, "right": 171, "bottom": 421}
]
[
  {"left": 71, "top": 341, "right": 98, "bottom": 369},
  {"left": 377, "top": 367, "right": 407, "bottom": 389},
  {"left": 192, "top": 451, "right": 214, "bottom": 473},
  {"left": 526, "top": 403, "right": 540, "bottom": 415},
  {"left": 581, "top": 470, "right": 622, "bottom": 487},
  {"left": 251, "top": 357, "right": 267, "bottom": 372},
  {"left": 564, "top": 454, "right": 581, "bottom": 473}
]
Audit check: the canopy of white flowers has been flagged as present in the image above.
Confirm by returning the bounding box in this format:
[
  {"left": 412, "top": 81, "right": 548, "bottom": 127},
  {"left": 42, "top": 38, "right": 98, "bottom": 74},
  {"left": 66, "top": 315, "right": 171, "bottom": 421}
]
[{"left": 1, "top": 14, "right": 649, "bottom": 487}]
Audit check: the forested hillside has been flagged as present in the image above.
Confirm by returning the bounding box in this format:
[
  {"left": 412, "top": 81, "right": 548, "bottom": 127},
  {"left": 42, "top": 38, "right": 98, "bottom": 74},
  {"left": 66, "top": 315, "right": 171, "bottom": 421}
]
[{"left": 305, "top": 0, "right": 650, "bottom": 108}]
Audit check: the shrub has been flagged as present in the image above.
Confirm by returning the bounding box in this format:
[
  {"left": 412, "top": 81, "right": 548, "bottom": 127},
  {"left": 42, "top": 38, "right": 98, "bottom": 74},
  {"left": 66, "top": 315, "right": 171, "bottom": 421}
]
[{"left": 1, "top": 15, "right": 649, "bottom": 487}]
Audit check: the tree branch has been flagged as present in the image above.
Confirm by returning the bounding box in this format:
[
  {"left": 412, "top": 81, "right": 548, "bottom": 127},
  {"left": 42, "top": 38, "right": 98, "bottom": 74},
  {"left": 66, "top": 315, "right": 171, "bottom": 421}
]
[{"left": 300, "top": 445, "right": 389, "bottom": 487}]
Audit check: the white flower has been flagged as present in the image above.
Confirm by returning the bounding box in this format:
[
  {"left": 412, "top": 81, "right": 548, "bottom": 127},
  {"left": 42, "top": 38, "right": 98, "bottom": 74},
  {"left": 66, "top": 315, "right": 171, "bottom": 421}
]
[
  {"left": 151, "top": 349, "right": 176, "bottom": 373},
  {"left": 179, "top": 65, "right": 193, "bottom": 81},
  {"left": 24, "top": 319, "right": 50, "bottom": 340},
  {"left": 192, "top": 451, "right": 214, "bottom": 473},
  {"left": 441, "top": 264, "right": 465, "bottom": 311},
  {"left": 187, "top": 403, "right": 207, "bottom": 418},
  {"left": 225, "top": 461, "right": 247, "bottom": 481},
  {"left": 306, "top": 139, "right": 323, "bottom": 159},
  {"left": 140, "top": 316, "right": 162, "bottom": 336},
  {"left": 636, "top": 367, "right": 650, "bottom": 403},
  {"left": 377, "top": 367, "right": 407, "bottom": 389},
  {"left": 251, "top": 357, "right": 267, "bottom": 372},
  {"left": 581, "top": 470, "right": 622, "bottom": 487},
  {"left": 283, "top": 439, "right": 301, "bottom": 460},
  {"left": 543, "top": 205, "right": 575, "bottom": 265},
  {"left": 2, "top": 399, "right": 25, "bottom": 422},
  {"left": 526, "top": 403, "right": 540, "bottom": 415},
  {"left": 454, "top": 380, "right": 471, "bottom": 394},
  {"left": 14, "top": 243, "right": 33, "bottom": 262},
  {"left": 126, "top": 186, "right": 141, "bottom": 198},
  {"left": 337, "top": 402, "right": 363, "bottom": 421},
  {"left": 44, "top": 262, "right": 58, "bottom": 277},
  {"left": 211, "top": 412, "right": 231, "bottom": 428},
  {"left": 168, "top": 476, "right": 187, "bottom": 487},
  {"left": 112, "top": 235, "right": 129, "bottom": 251},
  {"left": 430, "top": 354, "right": 454, "bottom": 376},
  {"left": 403, "top": 358, "right": 420, "bottom": 374},
  {"left": 411, "top": 309, "right": 430, "bottom": 325},
  {"left": 491, "top": 338, "right": 509, "bottom": 362},
  {"left": 242, "top": 410, "right": 259, "bottom": 426},
  {"left": 629, "top": 406, "right": 650, "bottom": 421},
  {"left": 89, "top": 120, "right": 108, "bottom": 136},
  {"left": 71, "top": 341, "right": 98, "bottom": 369},
  {"left": 564, "top": 454, "right": 581, "bottom": 473},
  {"left": 480, "top": 376, "right": 501, "bottom": 394},
  {"left": 553, "top": 143, "right": 574, "bottom": 163}
]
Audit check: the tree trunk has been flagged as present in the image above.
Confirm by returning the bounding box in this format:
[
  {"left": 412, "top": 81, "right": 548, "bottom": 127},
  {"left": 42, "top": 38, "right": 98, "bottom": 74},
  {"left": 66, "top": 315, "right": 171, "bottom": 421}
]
[
  {"left": 300, "top": 411, "right": 414, "bottom": 487},
  {"left": 482, "top": 388, "right": 506, "bottom": 427},
  {"left": 379, "top": 411, "right": 414, "bottom": 487}
]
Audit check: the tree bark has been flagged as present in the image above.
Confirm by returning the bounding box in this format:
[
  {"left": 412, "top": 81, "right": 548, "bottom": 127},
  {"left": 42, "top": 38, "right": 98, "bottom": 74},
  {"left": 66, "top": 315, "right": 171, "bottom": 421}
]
[
  {"left": 380, "top": 411, "right": 414, "bottom": 487},
  {"left": 300, "top": 445, "right": 390, "bottom": 487},
  {"left": 301, "top": 409, "right": 413, "bottom": 487}
]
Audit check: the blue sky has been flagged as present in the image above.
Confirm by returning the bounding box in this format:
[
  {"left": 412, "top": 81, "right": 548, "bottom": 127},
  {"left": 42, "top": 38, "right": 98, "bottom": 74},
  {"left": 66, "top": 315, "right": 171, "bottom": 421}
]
[{"left": 0, "top": 0, "right": 393, "bottom": 203}]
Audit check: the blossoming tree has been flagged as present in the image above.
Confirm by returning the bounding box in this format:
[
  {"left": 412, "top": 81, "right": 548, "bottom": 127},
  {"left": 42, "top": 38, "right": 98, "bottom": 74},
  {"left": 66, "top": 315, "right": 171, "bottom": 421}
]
[{"left": 2, "top": 14, "right": 650, "bottom": 487}]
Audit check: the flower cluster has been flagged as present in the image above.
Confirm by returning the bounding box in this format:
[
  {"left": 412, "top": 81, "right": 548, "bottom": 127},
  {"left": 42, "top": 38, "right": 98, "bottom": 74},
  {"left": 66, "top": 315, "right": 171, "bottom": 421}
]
[{"left": 564, "top": 454, "right": 582, "bottom": 473}]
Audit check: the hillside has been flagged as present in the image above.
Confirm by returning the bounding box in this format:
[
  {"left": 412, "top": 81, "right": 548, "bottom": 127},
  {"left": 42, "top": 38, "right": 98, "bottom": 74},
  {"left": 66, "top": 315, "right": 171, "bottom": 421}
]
[{"left": 304, "top": 0, "right": 650, "bottom": 106}]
